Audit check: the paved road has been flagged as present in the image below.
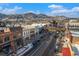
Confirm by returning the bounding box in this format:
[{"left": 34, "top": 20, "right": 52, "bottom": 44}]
[
  {"left": 26, "top": 32, "right": 49, "bottom": 56},
  {"left": 27, "top": 31, "right": 57, "bottom": 56},
  {"left": 45, "top": 32, "right": 58, "bottom": 56}
]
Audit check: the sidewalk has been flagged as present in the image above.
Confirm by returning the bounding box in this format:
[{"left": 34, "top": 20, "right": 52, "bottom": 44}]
[{"left": 61, "top": 37, "right": 74, "bottom": 56}]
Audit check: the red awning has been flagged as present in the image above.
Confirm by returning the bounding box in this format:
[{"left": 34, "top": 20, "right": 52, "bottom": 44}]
[{"left": 61, "top": 47, "right": 71, "bottom": 56}]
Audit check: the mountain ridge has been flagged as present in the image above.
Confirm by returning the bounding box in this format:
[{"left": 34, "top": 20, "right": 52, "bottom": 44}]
[{"left": 0, "top": 13, "right": 78, "bottom": 21}]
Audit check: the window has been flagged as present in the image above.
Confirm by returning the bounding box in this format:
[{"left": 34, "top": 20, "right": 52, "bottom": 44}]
[
  {"left": 23, "top": 31, "right": 26, "bottom": 37},
  {"left": 15, "top": 38, "right": 24, "bottom": 50},
  {"left": 0, "top": 36, "right": 2, "bottom": 44},
  {"left": 0, "top": 36, "right": 3, "bottom": 51},
  {"left": 2, "top": 35, "right": 12, "bottom": 55}
]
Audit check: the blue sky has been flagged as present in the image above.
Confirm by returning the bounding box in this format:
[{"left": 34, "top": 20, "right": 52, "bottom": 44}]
[{"left": 0, "top": 3, "right": 79, "bottom": 18}]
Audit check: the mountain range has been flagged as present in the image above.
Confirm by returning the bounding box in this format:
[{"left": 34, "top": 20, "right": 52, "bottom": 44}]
[{"left": 0, "top": 13, "right": 78, "bottom": 21}]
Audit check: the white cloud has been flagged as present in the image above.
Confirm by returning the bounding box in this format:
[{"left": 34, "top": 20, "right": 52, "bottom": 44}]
[
  {"left": 25, "top": 10, "right": 40, "bottom": 14},
  {"left": 48, "top": 4, "right": 63, "bottom": 9},
  {"left": 26, "top": 11, "right": 35, "bottom": 13},
  {"left": 2, "top": 8, "right": 16, "bottom": 14},
  {"left": 51, "top": 9, "right": 69, "bottom": 14},
  {"left": 48, "top": 4, "right": 79, "bottom": 18},
  {"left": 72, "top": 7, "right": 79, "bottom": 12},
  {"left": 14, "top": 6, "right": 22, "bottom": 10},
  {"left": 0, "top": 6, "right": 22, "bottom": 14}
]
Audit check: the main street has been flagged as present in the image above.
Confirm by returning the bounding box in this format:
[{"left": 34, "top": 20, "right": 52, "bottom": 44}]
[{"left": 26, "top": 31, "right": 59, "bottom": 56}]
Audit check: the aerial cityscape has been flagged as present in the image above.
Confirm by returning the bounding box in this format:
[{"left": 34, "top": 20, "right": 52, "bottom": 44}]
[{"left": 0, "top": 3, "right": 79, "bottom": 56}]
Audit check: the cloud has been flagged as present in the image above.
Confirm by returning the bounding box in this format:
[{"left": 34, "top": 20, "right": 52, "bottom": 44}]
[
  {"left": 25, "top": 10, "right": 40, "bottom": 14},
  {"left": 48, "top": 4, "right": 79, "bottom": 18},
  {"left": 26, "top": 11, "right": 35, "bottom": 13},
  {"left": 51, "top": 9, "right": 70, "bottom": 14},
  {"left": 72, "top": 7, "right": 79, "bottom": 12},
  {"left": 0, "top": 6, "right": 22, "bottom": 14},
  {"left": 14, "top": 6, "right": 22, "bottom": 10},
  {"left": 48, "top": 4, "right": 63, "bottom": 9}
]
